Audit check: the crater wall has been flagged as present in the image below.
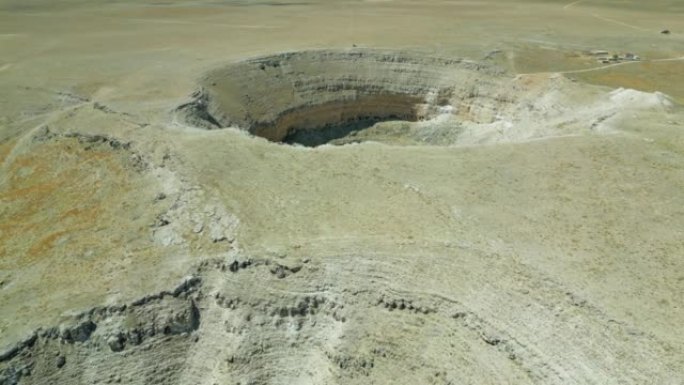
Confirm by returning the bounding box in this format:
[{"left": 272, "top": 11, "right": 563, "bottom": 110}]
[
  {"left": 178, "top": 50, "right": 505, "bottom": 144},
  {"left": 178, "top": 49, "right": 675, "bottom": 147}
]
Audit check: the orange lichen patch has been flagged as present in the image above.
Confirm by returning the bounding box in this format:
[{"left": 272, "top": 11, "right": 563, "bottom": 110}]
[
  {"left": 0, "top": 140, "right": 15, "bottom": 162},
  {"left": 26, "top": 230, "right": 70, "bottom": 260},
  {"left": 21, "top": 205, "right": 105, "bottom": 265},
  {"left": 574, "top": 61, "right": 684, "bottom": 103},
  {"left": 0, "top": 137, "right": 141, "bottom": 269},
  {"left": 59, "top": 206, "right": 101, "bottom": 221},
  {"left": 1, "top": 181, "right": 62, "bottom": 203}
]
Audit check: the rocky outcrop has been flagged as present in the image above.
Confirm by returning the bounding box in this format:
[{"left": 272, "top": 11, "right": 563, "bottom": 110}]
[
  {"left": 2, "top": 248, "right": 682, "bottom": 385},
  {"left": 0, "top": 276, "right": 202, "bottom": 385}
]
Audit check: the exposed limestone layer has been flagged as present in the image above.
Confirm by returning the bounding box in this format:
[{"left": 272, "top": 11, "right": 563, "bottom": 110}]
[
  {"left": 0, "top": 277, "right": 202, "bottom": 385},
  {"left": 2, "top": 252, "right": 682, "bottom": 385},
  {"left": 178, "top": 50, "right": 675, "bottom": 147},
  {"left": 179, "top": 50, "right": 504, "bottom": 143}
]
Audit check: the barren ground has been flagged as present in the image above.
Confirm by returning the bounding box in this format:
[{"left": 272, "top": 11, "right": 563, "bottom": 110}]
[{"left": 1, "top": 1, "right": 683, "bottom": 384}]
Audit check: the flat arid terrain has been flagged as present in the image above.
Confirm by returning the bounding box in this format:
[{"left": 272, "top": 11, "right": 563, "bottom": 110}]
[{"left": 1, "top": 0, "right": 683, "bottom": 384}]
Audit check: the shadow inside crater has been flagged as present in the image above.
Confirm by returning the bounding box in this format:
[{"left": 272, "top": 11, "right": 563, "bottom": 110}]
[{"left": 281, "top": 116, "right": 406, "bottom": 147}]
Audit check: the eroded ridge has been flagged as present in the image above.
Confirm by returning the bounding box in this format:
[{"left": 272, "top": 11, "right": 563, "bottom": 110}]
[{"left": 2, "top": 253, "right": 680, "bottom": 385}]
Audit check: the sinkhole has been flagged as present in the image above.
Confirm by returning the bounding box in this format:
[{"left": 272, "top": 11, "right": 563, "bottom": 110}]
[{"left": 175, "top": 49, "right": 555, "bottom": 146}]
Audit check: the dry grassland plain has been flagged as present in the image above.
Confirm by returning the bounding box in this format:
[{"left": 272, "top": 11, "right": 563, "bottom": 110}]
[{"left": 1, "top": 1, "right": 683, "bottom": 384}]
